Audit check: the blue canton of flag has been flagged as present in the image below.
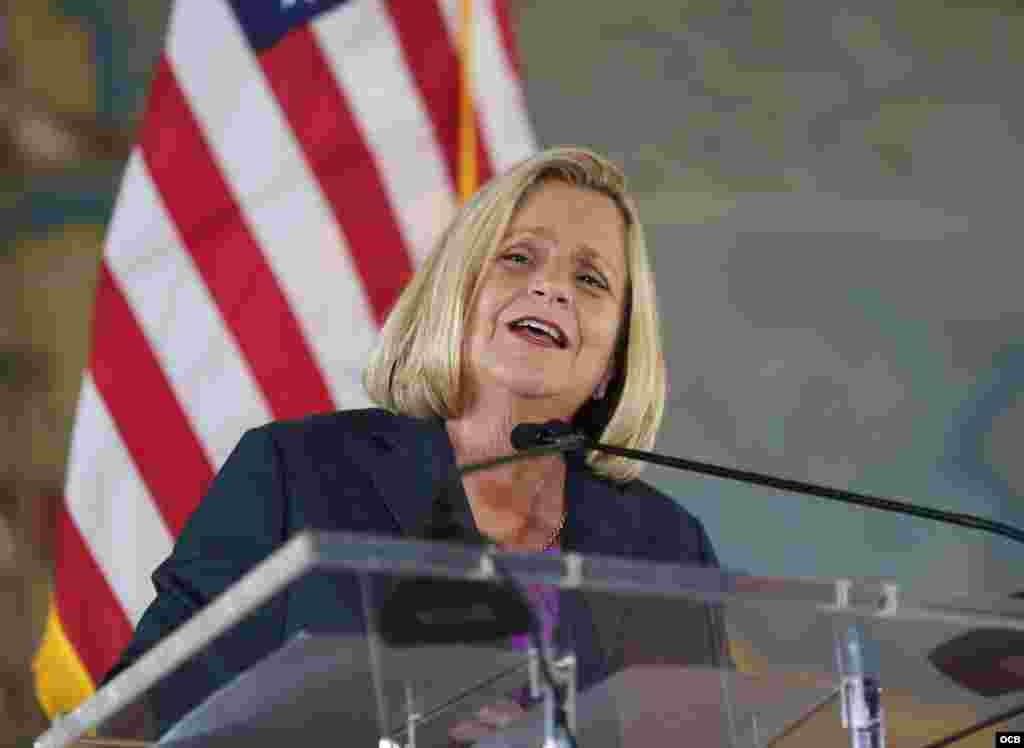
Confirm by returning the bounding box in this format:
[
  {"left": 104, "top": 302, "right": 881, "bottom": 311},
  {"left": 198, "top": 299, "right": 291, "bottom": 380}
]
[{"left": 231, "top": 0, "right": 348, "bottom": 51}]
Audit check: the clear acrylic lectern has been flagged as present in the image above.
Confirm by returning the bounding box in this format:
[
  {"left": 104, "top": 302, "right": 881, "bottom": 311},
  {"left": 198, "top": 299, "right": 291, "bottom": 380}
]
[{"left": 36, "top": 531, "right": 1024, "bottom": 747}]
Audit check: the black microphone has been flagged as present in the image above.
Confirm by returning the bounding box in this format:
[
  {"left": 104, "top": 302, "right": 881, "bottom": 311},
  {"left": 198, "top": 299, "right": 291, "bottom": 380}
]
[{"left": 510, "top": 420, "right": 585, "bottom": 451}]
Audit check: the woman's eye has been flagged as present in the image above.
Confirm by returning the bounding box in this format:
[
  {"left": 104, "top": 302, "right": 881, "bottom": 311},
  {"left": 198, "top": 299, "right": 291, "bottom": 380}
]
[
  {"left": 578, "top": 272, "right": 608, "bottom": 290},
  {"left": 502, "top": 251, "right": 530, "bottom": 264}
]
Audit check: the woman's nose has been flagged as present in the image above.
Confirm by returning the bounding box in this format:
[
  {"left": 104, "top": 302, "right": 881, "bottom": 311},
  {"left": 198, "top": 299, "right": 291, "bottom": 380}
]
[
  {"left": 529, "top": 279, "right": 571, "bottom": 305},
  {"left": 528, "top": 267, "right": 572, "bottom": 305}
]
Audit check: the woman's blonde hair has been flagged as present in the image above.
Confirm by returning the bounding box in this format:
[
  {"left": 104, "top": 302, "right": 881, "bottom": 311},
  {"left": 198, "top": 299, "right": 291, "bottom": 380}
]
[{"left": 363, "top": 146, "right": 666, "bottom": 482}]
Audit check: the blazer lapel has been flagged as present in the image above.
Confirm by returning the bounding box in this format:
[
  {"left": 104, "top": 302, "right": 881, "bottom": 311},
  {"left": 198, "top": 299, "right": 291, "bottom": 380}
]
[
  {"left": 362, "top": 413, "right": 461, "bottom": 538},
  {"left": 561, "top": 454, "right": 646, "bottom": 558}
]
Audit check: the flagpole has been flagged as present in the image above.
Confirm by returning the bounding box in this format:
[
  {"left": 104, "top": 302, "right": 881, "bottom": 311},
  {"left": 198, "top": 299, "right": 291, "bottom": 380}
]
[{"left": 458, "top": 0, "right": 478, "bottom": 201}]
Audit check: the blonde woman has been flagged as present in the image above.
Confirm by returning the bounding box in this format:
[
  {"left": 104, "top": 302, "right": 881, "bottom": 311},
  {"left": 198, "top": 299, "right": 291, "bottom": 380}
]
[{"left": 106, "top": 147, "right": 728, "bottom": 739}]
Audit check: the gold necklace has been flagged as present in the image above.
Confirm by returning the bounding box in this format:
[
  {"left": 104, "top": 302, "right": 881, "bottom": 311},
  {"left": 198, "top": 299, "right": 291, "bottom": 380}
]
[{"left": 543, "top": 508, "right": 568, "bottom": 550}]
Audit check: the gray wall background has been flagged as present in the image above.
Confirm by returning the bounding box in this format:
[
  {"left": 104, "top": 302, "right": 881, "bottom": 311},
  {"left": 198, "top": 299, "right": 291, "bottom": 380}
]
[{"left": 515, "top": 0, "right": 1024, "bottom": 600}]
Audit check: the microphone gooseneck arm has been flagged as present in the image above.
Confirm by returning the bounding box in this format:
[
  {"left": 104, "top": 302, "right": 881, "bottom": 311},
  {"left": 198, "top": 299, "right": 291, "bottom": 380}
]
[{"left": 581, "top": 439, "right": 1024, "bottom": 546}]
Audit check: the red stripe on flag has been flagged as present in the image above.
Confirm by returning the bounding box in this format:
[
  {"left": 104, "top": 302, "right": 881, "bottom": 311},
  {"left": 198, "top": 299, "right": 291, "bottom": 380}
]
[
  {"left": 491, "top": 0, "right": 522, "bottom": 79},
  {"left": 91, "top": 263, "right": 213, "bottom": 534},
  {"left": 258, "top": 28, "right": 414, "bottom": 327},
  {"left": 54, "top": 506, "right": 133, "bottom": 683},
  {"left": 383, "top": 0, "right": 496, "bottom": 188},
  {"left": 140, "top": 58, "right": 336, "bottom": 417}
]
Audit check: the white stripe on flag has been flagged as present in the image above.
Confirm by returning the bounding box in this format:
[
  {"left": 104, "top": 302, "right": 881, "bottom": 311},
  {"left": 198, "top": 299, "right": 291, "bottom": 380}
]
[
  {"left": 439, "top": 0, "right": 537, "bottom": 171},
  {"left": 315, "top": 0, "right": 456, "bottom": 267},
  {"left": 103, "top": 154, "right": 272, "bottom": 469},
  {"left": 164, "top": 0, "right": 283, "bottom": 208},
  {"left": 66, "top": 375, "right": 174, "bottom": 624},
  {"left": 243, "top": 185, "right": 377, "bottom": 410},
  {"left": 165, "top": 0, "right": 379, "bottom": 406}
]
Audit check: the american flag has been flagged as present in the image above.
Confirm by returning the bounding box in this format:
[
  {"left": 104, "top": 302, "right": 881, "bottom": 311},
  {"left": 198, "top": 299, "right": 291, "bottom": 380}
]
[{"left": 33, "top": 0, "right": 534, "bottom": 717}]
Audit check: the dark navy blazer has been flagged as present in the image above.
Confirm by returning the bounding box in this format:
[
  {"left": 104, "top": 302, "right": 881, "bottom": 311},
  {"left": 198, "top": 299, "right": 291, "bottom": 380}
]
[{"left": 106, "top": 409, "right": 727, "bottom": 734}]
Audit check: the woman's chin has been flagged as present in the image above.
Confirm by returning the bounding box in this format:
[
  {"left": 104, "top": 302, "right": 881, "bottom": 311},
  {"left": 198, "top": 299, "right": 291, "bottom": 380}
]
[
  {"left": 497, "top": 380, "right": 585, "bottom": 414},
  {"left": 468, "top": 363, "right": 586, "bottom": 412}
]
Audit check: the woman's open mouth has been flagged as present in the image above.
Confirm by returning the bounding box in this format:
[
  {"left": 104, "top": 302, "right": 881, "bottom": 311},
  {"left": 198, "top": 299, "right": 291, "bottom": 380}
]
[{"left": 507, "top": 317, "right": 568, "bottom": 349}]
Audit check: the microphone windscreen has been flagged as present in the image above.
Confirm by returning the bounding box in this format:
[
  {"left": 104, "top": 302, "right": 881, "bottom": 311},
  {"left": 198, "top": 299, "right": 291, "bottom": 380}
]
[
  {"left": 510, "top": 420, "right": 576, "bottom": 450},
  {"left": 510, "top": 423, "right": 543, "bottom": 450}
]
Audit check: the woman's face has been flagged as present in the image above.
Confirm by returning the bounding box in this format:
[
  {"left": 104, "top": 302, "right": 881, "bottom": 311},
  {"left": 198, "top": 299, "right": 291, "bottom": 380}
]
[{"left": 462, "top": 180, "right": 628, "bottom": 418}]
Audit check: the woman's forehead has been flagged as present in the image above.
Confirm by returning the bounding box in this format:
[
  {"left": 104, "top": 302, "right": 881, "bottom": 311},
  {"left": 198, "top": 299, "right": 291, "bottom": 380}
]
[
  {"left": 511, "top": 181, "right": 623, "bottom": 225},
  {"left": 505, "top": 183, "right": 626, "bottom": 259}
]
